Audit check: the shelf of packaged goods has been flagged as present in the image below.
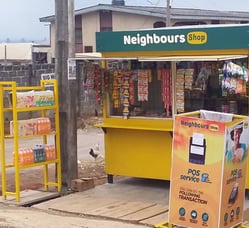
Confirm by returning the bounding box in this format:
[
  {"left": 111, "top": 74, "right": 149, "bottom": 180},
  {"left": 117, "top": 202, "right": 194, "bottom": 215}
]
[
  {"left": 3, "top": 105, "right": 56, "bottom": 113},
  {"left": 5, "top": 159, "right": 59, "bottom": 169}
]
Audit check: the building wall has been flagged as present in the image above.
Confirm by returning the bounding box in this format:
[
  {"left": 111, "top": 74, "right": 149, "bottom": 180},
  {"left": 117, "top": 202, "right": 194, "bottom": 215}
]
[
  {"left": 0, "top": 64, "right": 55, "bottom": 86},
  {"left": 112, "top": 12, "right": 162, "bottom": 30},
  {"left": 82, "top": 12, "right": 100, "bottom": 52}
]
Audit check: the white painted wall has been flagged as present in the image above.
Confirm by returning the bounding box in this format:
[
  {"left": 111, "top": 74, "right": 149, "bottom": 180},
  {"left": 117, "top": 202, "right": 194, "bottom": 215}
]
[
  {"left": 0, "top": 43, "right": 33, "bottom": 60},
  {"left": 82, "top": 12, "right": 100, "bottom": 52},
  {"left": 112, "top": 12, "right": 162, "bottom": 31}
]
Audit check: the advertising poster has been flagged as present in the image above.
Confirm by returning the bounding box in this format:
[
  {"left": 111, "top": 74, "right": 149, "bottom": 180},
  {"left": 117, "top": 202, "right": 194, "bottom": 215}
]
[
  {"left": 67, "top": 59, "right": 76, "bottom": 80},
  {"left": 169, "top": 114, "right": 249, "bottom": 228},
  {"left": 220, "top": 120, "right": 249, "bottom": 227}
]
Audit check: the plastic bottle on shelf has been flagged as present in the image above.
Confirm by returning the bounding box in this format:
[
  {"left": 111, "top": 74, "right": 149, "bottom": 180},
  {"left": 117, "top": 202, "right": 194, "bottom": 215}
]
[
  {"left": 44, "top": 144, "right": 56, "bottom": 161},
  {"left": 44, "top": 145, "right": 50, "bottom": 161},
  {"left": 27, "top": 148, "right": 34, "bottom": 164},
  {"left": 51, "top": 145, "right": 56, "bottom": 160},
  {"left": 46, "top": 118, "right": 51, "bottom": 133},
  {"left": 18, "top": 149, "right": 24, "bottom": 166},
  {"left": 37, "top": 118, "right": 42, "bottom": 134},
  {"left": 44, "top": 118, "right": 49, "bottom": 133},
  {"left": 40, "top": 118, "right": 44, "bottom": 134},
  {"left": 22, "top": 148, "right": 27, "bottom": 165},
  {"left": 42, "top": 118, "right": 46, "bottom": 134},
  {"left": 33, "top": 147, "right": 38, "bottom": 163},
  {"left": 24, "top": 148, "right": 30, "bottom": 165},
  {"left": 35, "top": 144, "right": 45, "bottom": 162}
]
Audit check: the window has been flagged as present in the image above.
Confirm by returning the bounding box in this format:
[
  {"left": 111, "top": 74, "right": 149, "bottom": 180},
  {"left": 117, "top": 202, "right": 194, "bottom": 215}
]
[
  {"left": 83, "top": 58, "right": 249, "bottom": 120},
  {"left": 106, "top": 58, "right": 248, "bottom": 118},
  {"left": 211, "top": 20, "right": 220, "bottom": 24},
  {"left": 100, "top": 10, "right": 112, "bottom": 32},
  {"left": 173, "top": 21, "right": 207, "bottom": 26},
  {"left": 240, "top": 21, "right": 249, "bottom": 24},
  {"left": 75, "top": 28, "right": 82, "bottom": 44},
  {"left": 84, "top": 46, "right": 93, "bottom": 53},
  {"left": 153, "top": 21, "right": 166, "bottom": 28},
  {"left": 106, "top": 60, "right": 172, "bottom": 118},
  {"left": 100, "top": 27, "right": 113, "bottom": 32},
  {"left": 75, "top": 15, "right": 83, "bottom": 53}
]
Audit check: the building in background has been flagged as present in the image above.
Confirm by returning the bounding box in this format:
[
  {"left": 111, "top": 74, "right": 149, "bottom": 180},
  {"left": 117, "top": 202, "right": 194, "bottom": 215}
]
[
  {"left": 39, "top": 0, "right": 249, "bottom": 61},
  {"left": 0, "top": 43, "right": 52, "bottom": 65}
]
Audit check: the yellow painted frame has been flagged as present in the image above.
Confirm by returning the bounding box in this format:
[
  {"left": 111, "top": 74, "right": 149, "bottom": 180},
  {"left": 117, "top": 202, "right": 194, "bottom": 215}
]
[{"left": 0, "top": 80, "right": 61, "bottom": 202}]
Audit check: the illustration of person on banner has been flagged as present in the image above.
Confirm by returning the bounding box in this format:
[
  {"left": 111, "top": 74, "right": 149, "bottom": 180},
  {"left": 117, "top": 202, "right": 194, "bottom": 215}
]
[{"left": 226, "top": 123, "right": 248, "bottom": 164}]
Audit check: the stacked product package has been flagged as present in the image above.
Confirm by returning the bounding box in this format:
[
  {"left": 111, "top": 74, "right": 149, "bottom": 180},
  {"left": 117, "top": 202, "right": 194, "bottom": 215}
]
[
  {"left": 184, "top": 69, "right": 194, "bottom": 90},
  {"left": 13, "top": 144, "right": 56, "bottom": 166},
  {"left": 175, "top": 69, "right": 185, "bottom": 113},
  {"left": 9, "top": 90, "right": 54, "bottom": 108},
  {"left": 10, "top": 117, "right": 51, "bottom": 136}
]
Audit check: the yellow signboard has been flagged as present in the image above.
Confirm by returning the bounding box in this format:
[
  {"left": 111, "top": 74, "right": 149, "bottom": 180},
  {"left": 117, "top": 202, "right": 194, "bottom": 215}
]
[{"left": 169, "top": 111, "right": 249, "bottom": 228}]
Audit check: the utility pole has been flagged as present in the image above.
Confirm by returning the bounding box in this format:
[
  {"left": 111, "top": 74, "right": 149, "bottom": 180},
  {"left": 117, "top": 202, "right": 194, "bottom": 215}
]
[
  {"left": 68, "top": 0, "right": 75, "bottom": 58},
  {"left": 166, "top": 0, "right": 171, "bottom": 27},
  {"left": 55, "top": 0, "right": 78, "bottom": 189}
]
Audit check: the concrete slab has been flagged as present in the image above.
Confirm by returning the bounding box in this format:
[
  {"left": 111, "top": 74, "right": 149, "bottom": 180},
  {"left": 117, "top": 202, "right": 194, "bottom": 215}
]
[
  {"left": 140, "top": 212, "right": 169, "bottom": 227},
  {"left": 119, "top": 204, "right": 168, "bottom": 221},
  {"left": 34, "top": 178, "right": 169, "bottom": 226},
  {"left": 33, "top": 177, "right": 249, "bottom": 227},
  {"left": 0, "top": 190, "right": 60, "bottom": 206}
]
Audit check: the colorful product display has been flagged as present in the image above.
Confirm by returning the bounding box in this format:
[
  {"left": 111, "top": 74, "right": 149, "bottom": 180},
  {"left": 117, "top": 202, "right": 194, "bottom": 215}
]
[
  {"left": 137, "top": 69, "right": 149, "bottom": 102},
  {"left": 221, "top": 61, "right": 248, "bottom": 94},
  {"left": 109, "top": 69, "right": 134, "bottom": 118},
  {"left": 13, "top": 144, "right": 56, "bottom": 166},
  {"left": 161, "top": 69, "right": 172, "bottom": 118},
  {"left": 112, "top": 70, "right": 121, "bottom": 108},
  {"left": 83, "top": 59, "right": 248, "bottom": 119},
  {"left": 12, "top": 90, "right": 54, "bottom": 108},
  {"left": 122, "top": 74, "right": 130, "bottom": 119},
  {"left": 94, "top": 65, "right": 103, "bottom": 104},
  {"left": 10, "top": 117, "right": 51, "bottom": 136},
  {"left": 175, "top": 69, "right": 185, "bottom": 113}
]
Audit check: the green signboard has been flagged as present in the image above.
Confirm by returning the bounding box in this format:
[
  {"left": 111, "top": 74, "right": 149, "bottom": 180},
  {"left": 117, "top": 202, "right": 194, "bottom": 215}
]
[{"left": 96, "top": 24, "right": 249, "bottom": 53}]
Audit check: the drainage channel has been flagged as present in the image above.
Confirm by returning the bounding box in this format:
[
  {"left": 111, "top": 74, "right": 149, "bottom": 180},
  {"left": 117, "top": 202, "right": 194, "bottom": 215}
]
[{"left": 21, "top": 192, "right": 61, "bottom": 207}]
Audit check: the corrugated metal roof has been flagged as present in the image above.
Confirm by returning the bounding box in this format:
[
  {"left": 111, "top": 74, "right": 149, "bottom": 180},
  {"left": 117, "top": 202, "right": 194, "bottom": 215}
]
[{"left": 39, "top": 3, "right": 249, "bottom": 22}]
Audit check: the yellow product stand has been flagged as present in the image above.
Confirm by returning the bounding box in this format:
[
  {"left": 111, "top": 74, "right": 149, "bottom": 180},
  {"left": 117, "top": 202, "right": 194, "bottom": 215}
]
[{"left": 0, "top": 79, "right": 61, "bottom": 202}]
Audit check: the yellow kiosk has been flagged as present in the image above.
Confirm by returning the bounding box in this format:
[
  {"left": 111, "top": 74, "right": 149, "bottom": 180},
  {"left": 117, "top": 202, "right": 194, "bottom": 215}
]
[{"left": 94, "top": 24, "right": 249, "bottom": 187}]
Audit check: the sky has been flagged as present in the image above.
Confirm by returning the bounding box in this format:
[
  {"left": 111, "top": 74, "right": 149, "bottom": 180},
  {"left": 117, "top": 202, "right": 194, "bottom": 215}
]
[{"left": 1, "top": 0, "right": 249, "bottom": 43}]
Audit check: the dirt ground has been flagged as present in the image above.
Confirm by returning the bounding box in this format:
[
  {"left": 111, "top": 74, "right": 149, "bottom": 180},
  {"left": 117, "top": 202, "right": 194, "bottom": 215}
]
[
  {"left": 2, "top": 159, "right": 107, "bottom": 193},
  {"left": 0, "top": 116, "right": 121, "bottom": 195},
  {"left": 3, "top": 160, "right": 107, "bottom": 194}
]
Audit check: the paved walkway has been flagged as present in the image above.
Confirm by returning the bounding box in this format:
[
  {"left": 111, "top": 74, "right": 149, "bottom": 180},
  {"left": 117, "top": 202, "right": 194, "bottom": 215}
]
[
  {"left": 33, "top": 178, "right": 170, "bottom": 227},
  {"left": 0, "top": 204, "right": 148, "bottom": 228},
  {"left": 1, "top": 176, "right": 249, "bottom": 227}
]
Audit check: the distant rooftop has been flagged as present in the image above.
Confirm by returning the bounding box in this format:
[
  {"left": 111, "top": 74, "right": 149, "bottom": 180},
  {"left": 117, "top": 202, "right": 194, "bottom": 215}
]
[{"left": 40, "top": 3, "right": 249, "bottom": 22}]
